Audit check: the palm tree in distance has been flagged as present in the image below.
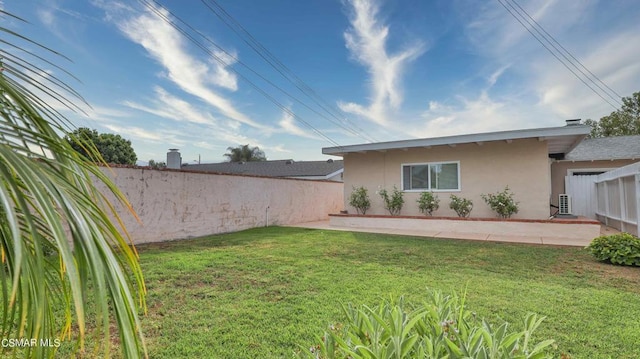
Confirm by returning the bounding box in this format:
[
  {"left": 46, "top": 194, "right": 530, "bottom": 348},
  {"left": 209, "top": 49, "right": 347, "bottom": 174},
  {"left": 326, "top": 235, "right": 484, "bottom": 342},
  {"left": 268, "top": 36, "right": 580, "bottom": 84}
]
[
  {"left": 224, "top": 144, "right": 267, "bottom": 162},
  {"left": 0, "top": 11, "right": 146, "bottom": 358}
]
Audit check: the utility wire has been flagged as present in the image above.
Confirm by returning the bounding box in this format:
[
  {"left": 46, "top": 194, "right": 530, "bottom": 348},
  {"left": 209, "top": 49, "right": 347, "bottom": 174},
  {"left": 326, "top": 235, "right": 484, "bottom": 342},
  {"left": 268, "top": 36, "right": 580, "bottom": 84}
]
[
  {"left": 506, "top": 0, "right": 622, "bottom": 106},
  {"left": 146, "top": 0, "right": 367, "bottom": 140},
  {"left": 509, "top": 0, "right": 622, "bottom": 100},
  {"left": 137, "top": 0, "right": 343, "bottom": 147},
  {"left": 496, "top": 0, "right": 620, "bottom": 110},
  {"left": 201, "top": 0, "right": 378, "bottom": 142}
]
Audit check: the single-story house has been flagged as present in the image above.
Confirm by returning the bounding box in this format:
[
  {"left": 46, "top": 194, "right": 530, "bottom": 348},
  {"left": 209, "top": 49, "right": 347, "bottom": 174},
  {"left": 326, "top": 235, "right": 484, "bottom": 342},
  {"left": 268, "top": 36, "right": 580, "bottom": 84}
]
[
  {"left": 322, "top": 119, "right": 607, "bottom": 220},
  {"left": 182, "top": 159, "right": 344, "bottom": 181},
  {"left": 550, "top": 135, "right": 640, "bottom": 208}
]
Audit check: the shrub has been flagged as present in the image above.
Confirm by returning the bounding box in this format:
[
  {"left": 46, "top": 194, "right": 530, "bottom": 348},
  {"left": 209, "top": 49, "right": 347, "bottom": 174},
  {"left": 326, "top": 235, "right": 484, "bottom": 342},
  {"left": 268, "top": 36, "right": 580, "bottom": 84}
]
[
  {"left": 417, "top": 191, "right": 440, "bottom": 216},
  {"left": 449, "top": 195, "right": 473, "bottom": 218},
  {"left": 348, "top": 186, "right": 371, "bottom": 215},
  {"left": 481, "top": 186, "right": 519, "bottom": 219},
  {"left": 378, "top": 186, "right": 404, "bottom": 215},
  {"left": 587, "top": 233, "right": 640, "bottom": 266},
  {"left": 299, "top": 289, "right": 555, "bottom": 359}
]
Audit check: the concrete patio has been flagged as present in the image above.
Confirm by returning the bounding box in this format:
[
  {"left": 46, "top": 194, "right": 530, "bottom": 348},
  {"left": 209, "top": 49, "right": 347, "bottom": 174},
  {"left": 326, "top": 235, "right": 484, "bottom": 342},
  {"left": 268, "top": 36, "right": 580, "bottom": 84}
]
[{"left": 288, "top": 217, "right": 616, "bottom": 247}]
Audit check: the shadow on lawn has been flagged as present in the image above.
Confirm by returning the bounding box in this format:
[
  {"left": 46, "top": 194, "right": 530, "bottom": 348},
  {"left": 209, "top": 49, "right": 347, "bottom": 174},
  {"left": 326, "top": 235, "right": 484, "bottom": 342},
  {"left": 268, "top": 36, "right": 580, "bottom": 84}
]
[{"left": 135, "top": 226, "right": 317, "bottom": 252}]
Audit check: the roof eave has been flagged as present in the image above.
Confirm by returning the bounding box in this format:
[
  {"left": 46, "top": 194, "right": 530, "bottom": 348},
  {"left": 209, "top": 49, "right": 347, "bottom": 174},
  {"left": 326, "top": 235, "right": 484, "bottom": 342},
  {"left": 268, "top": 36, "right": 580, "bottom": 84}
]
[{"left": 322, "top": 125, "right": 591, "bottom": 156}]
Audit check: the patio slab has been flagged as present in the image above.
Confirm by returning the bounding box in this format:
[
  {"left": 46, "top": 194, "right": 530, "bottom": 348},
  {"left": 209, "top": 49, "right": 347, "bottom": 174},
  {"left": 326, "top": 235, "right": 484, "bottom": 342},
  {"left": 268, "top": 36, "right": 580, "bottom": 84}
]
[
  {"left": 488, "top": 234, "right": 543, "bottom": 244},
  {"left": 433, "top": 231, "right": 489, "bottom": 241},
  {"left": 288, "top": 217, "right": 603, "bottom": 247}
]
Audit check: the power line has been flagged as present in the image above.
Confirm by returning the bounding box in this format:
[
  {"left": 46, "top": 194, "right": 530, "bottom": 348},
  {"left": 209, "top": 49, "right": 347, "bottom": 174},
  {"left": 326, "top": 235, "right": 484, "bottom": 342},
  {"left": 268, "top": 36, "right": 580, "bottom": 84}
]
[
  {"left": 200, "top": 0, "right": 378, "bottom": 142},
  {"left": 165, "top": 0, "right": 372, "bottom": 142},
  {"left": 496, "top": 0, "right": 621, "bottom": 110},
  {"left": 511, "top": 0, "right": 622, "bottom": 105},
  {"left": 137, "top": 0, "right": 344, "bottom": 147},
  {"left": 509, "top": 0, "right": 622, "bottom": 101}
]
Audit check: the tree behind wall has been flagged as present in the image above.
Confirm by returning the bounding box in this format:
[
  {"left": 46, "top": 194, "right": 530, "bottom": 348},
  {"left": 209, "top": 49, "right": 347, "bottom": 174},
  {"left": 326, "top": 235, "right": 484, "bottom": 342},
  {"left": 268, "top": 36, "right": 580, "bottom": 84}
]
[
  {"left": 224, "top": 144, "right": 267, "bottom": 162},
  {"left": 66, "top": 127, "right": 138, "bottom": 165},
  {"left": 584, "top": 91, "right": 640, "bottom": 137},
  {"left": 148, "top": 159, "right": 167, "bottom": 169}
]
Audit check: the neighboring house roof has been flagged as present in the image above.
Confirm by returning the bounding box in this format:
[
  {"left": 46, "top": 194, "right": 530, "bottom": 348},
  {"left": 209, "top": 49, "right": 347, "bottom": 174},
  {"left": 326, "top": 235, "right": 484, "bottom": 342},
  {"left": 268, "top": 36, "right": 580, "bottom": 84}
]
[
  {"left": 563, "top": 135, "right": 640, "bottom": 161},
  {"left": 182, "top": 159, "right": 344, "bottom": 179},
  {"left": 323, "top": 122, "right": 590, "bottom": 157}
]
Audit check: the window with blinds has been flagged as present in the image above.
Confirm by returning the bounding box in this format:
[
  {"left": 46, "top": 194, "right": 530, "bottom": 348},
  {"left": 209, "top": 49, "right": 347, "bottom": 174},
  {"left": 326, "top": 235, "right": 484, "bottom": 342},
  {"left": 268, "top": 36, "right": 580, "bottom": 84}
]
[{"left": 402, "top": 162, "right": 459, "bottom": 191}]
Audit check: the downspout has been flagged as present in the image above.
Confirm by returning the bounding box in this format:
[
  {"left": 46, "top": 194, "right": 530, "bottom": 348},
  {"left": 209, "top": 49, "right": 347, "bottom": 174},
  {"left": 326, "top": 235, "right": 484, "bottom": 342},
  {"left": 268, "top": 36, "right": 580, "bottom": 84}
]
[{"left": 265, "top": 206, "right": 270, "bottom": 227}]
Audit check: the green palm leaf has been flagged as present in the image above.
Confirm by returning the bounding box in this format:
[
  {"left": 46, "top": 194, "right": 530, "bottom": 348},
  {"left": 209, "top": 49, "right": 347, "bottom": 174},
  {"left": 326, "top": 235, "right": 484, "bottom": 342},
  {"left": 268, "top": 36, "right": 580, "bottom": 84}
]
[{"left": 0, "top": 10, "right": 147, "bottom": 358}]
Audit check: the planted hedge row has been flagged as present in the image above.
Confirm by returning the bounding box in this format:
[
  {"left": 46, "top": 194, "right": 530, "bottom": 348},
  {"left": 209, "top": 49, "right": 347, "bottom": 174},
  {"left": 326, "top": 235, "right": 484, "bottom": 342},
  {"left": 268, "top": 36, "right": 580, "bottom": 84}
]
[{"left": 348, "top": 186, "right": 518, "bottom": 218}]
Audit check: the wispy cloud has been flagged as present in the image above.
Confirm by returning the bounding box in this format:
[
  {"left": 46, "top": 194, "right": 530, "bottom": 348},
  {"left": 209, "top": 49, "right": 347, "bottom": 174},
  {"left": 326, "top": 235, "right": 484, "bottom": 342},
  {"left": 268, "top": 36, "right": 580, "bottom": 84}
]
[
  {"left": 461, "top": 0, "right": 640, "bottom": 123},
  {"left": 418, "top": 91, "right": 519, "bottom": 138},
  {"left": 277, "top": 109, "right": 321, "bottom": 140},
  {"left": 122, "top": 86, "right": 263, "bottom": 150},
  {"left": 96, "top": 1, "right": 264, "bottom": 129},
  {"left": 338, "top": 0, "right": 425, "bottom": 126},
  {"left": 123, "top": 87, "right": 217, "bottom": 126}
]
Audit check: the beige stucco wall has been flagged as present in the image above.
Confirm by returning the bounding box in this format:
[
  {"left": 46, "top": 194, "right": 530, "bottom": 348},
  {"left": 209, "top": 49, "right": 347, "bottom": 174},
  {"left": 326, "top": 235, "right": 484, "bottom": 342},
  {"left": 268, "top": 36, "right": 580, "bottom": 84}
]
[
  {"left": 96, "top": 168, "right": 343, "bottom": 244},
  {"left": 343, "top": 138, "right": 551, "bottom": 219},
  {"left": 550, "top": 159, "right": 638, "bottom": 208}
]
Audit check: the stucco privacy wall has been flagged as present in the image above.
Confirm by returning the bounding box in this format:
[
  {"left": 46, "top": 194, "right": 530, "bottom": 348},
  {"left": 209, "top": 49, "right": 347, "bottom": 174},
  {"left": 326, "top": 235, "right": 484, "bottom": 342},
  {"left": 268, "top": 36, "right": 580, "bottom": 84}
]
[
  {"left": 343, "top": 138, "right": 551, "bottom": 219},
  {"left": 95, "top": 167, "right": 343, "bottom": 243},
  {"left": 550, "top": 159, "right": 637, "bottom": 209}
]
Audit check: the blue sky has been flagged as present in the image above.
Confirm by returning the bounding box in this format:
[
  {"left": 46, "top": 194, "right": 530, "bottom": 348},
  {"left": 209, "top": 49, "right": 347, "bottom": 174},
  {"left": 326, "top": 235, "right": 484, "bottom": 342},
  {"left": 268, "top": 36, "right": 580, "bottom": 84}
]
[{"left": 5, "top": 0, "right": 640, "bottom": 164}]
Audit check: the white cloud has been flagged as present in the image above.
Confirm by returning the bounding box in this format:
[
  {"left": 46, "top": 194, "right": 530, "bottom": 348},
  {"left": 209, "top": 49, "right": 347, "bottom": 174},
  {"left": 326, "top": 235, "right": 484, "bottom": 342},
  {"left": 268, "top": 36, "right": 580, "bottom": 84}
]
[
  {"left": 102, "top": 123, "right": 186, "bottom": 147},
  {"left": 534, "top": 29, "right": 640, "bottom": 119},
  {"left": 277, "top": 110, "right": 321, "bottom": 140},
  {"left": 208, "top": 49, "right": 238, "bottom": 91},
  {"left": 123, "top": 87, "right": 217, "bottom": 126},
  {"left": 37, "top": 7, "right": 55, "bottom": 27},
  {"left": 418, "top": 91, "right": 523, "bottom": 138},
  {"left": 121, "top": 86, "right": 265, "bottom": 151},
  {"left": 338, "top": 0, "right": 425, "bottom": 126},
  {"left": 97, "top": 2, "right": 264, "bottom": 129},
  {"left": 419, "top": 0, "right": 640, "bottom": 138}
]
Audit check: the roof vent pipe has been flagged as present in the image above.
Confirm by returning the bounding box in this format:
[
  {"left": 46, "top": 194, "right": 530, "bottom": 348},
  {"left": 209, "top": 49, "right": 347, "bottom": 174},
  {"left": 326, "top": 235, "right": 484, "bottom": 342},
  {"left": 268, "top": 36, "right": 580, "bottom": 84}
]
[
  {"left": 565, "top": 119, "right": 582, "bottom": 126},
  {"left": 167, "top": 149, "right": 181, "bottom": 169}
]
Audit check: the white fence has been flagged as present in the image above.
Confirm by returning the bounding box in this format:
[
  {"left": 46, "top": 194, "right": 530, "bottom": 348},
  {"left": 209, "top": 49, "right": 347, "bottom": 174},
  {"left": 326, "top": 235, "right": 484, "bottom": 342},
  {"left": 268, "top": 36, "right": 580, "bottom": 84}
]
[
  {"left": 594, "top": 162, "right": 640, "bottom": 236},
  {"left": 565, "top": 175, "right": 599, "bottom": 219}
]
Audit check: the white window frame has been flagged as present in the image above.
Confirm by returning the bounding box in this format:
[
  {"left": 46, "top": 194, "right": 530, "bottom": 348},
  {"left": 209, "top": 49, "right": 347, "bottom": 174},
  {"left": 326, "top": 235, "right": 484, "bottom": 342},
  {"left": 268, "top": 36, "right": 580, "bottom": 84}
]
[{"left": 401, "top": 161, "right": 461, "bottom": 192}]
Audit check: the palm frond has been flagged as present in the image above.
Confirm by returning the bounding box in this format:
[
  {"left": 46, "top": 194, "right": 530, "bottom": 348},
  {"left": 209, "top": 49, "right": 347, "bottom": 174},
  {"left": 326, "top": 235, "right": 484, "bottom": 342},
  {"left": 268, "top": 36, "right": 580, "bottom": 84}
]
[{"left": 0, "top": 11, "right": 147, "bottom": 359}]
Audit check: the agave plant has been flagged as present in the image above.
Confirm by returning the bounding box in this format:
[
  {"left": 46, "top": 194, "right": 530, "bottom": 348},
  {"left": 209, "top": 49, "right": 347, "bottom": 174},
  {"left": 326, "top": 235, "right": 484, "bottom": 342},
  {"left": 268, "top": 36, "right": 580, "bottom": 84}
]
[{"left": 0, "top": 11, "right": 146, "bottom": 358}]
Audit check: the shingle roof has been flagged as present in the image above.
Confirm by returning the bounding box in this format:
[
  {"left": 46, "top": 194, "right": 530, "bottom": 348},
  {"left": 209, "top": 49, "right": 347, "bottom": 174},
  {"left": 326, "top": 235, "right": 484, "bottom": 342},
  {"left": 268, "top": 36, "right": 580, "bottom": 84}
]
[
  {"left": 181, "top": 159, "right": 344, "bottom": 178},
  {"left": 564, "top": 135, "right": 640, "bottom": 161}
]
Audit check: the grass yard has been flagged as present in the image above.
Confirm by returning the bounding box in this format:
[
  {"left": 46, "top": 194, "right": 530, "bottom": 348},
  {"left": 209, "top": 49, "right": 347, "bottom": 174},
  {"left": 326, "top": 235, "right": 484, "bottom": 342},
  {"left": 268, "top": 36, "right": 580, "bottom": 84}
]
[{"left": 121, "top": 227, "right": 640, "bottom": 357}]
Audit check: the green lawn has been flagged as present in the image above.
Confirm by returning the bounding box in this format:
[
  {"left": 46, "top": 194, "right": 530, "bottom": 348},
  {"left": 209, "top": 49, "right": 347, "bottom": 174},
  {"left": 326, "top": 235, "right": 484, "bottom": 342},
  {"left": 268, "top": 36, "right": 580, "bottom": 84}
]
[{"left": 131, "top": 227, "right": 638, "bottom": 358}]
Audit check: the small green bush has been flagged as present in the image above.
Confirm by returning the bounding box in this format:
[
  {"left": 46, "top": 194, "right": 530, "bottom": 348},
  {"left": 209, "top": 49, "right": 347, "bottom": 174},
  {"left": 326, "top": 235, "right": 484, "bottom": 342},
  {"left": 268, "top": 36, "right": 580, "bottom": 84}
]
[
  {"left": 299, "top": 289, "right": 555, "bottom": 359},
  {"left": 378, "top": 185, "right": 404, "bottom": 216},
  {"left": 417, "top": 191, "right": 440, "bottom": 216},
  {"left": 587, "top": 233, "right": 640, "bottom": 266},
  {"left": 481, "top": 186, "right": 519, "bottom": 219},
  {"left": 449, "top": 195, "right": 473, "bottom": 218},
  {"left": 349, "top": 186, "right": 371, "bottom": 215}
]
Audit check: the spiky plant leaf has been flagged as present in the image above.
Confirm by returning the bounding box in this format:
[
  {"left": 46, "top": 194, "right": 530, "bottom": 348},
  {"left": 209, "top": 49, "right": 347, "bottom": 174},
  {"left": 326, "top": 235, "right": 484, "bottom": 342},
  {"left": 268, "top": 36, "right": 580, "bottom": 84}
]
[{"left": 0, "top": 10, "right": 146, "bottom": 359}]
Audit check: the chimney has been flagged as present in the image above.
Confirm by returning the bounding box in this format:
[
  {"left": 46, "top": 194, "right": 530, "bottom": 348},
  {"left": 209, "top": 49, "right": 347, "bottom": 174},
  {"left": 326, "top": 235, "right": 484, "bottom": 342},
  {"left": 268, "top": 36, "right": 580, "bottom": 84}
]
[
  {"left": 565, "top": 119, "right": 582, "bottom": 126},
  {"left": 167, "top": 149, "right": 182, "bottom": 169}
]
